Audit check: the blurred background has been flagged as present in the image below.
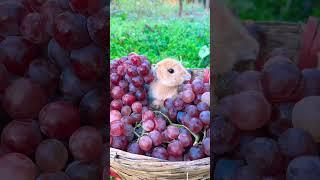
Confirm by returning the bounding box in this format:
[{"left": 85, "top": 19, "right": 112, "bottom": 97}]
[
  {"left": 110, "top": 0, "right": 210, "bottom": 68},
  {"left": 226, "top": 0, "right": 320, "bottom": 22}
]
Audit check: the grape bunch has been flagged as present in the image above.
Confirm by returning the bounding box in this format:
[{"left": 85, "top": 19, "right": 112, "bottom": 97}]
[
  {"left": 110, "top": 54, "right": 210, "bottom": 161},
  {"left": 214, "top": 48, "right": 320, "bottom": 180},
  {"left": 0, "top": 0, "right": 107, "bottom": 179}
]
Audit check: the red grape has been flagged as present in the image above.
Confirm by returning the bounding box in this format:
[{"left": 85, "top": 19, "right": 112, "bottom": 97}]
[
  {"left": 181, "top": 90, "right": 195, "bottom": 103},
  {"left": 185, "top": 117, "right": 203, "bottom": 134},
  {"left": 122, "top": 93, "right": 136, "bottom": 106},
  {"left": 65, "top": 161, "right": 100, "bottom": 180},
  {"left": 177, "top": 133, "right": 193, "bottom": 148},
  {"left": 142, "top": 119, "right": 155, "bottom": 132},
  {"left": 173, "top": 98, "right": 185, "bottom": 111},
  {"left": 20, "top": 12, "right": 49, "bottom": 44},
  {"left": 151, "top": 146, "right": 168, "bottom": 160},
  {"left": 286, "top": 156, "right": 320, "bottom": 180},
  {"left": 110, "top": 120, "right": 124, "bottom": 137},
  {"left": 0, "top": 36, "right": 38, "bottom": 75},
  {"left": 185, "top": 105, "right": 199, "bottom": 117},
  {"left": 131, "top": 102, "right": 142, "bottom": 113},
  {"left": 0, "top": 63, "right": 9, "bottom": 93},
  {"left": 131, "top": 76, "right": 144, "bottom": 88},
  {"left": 110, "top": 110, "right": 121, "bottom": 123},
  {"left": 138, "top": 136, "right": 152, "bottom": 152},
  {"left": 197, "top": 102, "right": 209, "bottom": 111},
  {"left": 149, "top": 130, "right": 163, "bottom": 146},
  {"left": 38, "top": 101, "right": 81, "bottom": 139},
  {"left": 202, "top": 137, "right": 210, "bottom": 156},
  {"left": 166, "top": 125, "right": 180, "bottom": 140},
  {"left": 167, "top": 140, "right": 184, "bottom": 157},
  {"left": 87, "top": 6, "right": 108, "bottom": 48},
  {"left": 127, "top": 142, "right": 144, "bottom": 155},
  {"left": 233, "top": 70, "right": 263, "bottom": 93},
  {"left": 111, "top": 136, "right": 128, "bottom": 150},
  {"left": 142, "top": 110, "right": 155, "bottom": 121},
  {"left": 53, "top": 11, "right": 90, "bottom": 50},
  {"left": 69, "top": 0, "right": 100, "bottom": 16},
  {"left": 199, "top": 111, "right": 210, "bottom": 126},
  {"left": 121, "top": 105, "right": 132, "bottom": 116},
  {"left": 0, "top": 153, "right": 37, "bottom": 180},
  {"left": 111, "top": 86, "right": 125, "bottom": 100},
  {"left": 35, "top": 139, "right": 68, "bottom": 172},
  {"left": 69, "top": 126, "right": 103, "bottom": 162},
  {"left": 2, "top": 78, "right": 47, "bottom": 119},
  {"left": 47, "top": 38, "right": 71, "bottom": 69},
  {"left": 37, "top": 171, "right": 70, "bottom": 180},
  {"left": 1, "top": 120, "right": 42, "bottom": 155},
  {"left": 154, "top": 117, "right": 166, "bottom": 132},
  {"left": 186, "top": 145, "right": 205, "bottom": 160},
  {"left": 302, "top": 69, "right": 320, "bottom": 97}
]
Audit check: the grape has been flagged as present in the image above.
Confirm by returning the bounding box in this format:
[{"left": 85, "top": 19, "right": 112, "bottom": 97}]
[
  {"left": 166, "top": 125, "right": 180, "bottom": 140},
  {"left": 35, "top": 139, "right": 68, "bottom": 172},
  {"left": 20, "top": 12, "right": 49, "bottom": 44},
  {"left": 37, "top": 172, "right": 70, "bottom": 180},
  {"left": 47, "top": 39, "right": 71, "bottom": 69},
  {"left": 197, "top": 102, "right": 209, "bottom": 111},
  {"left": 127, "top": 142, "right": 144, "bottom": 155},
  {"left": 185, "top": 105, "right": 199, "bottom": 117},
  {"left": 143, "top": 72, "right": 154, "bottom": 84},
  {"left": 131, "top": 102, "right": 142, "bottom": 113},
  {"left": 212, "top": 115, "right": 240, "bottom": 154},
  {"left": 261, "top": 57, "right": 305, "bottom": 103},
  {"left": 0, "top": 2, "right": 28, "bottom": 36},
  {"left": 38, "top": 101, "right": 81, "bottom": 139},
  {"left": 154, "top": 117, "right": 166, "bottom": 132},
  {"left": 129, "top": 113, "right": 141, "bottom": 124},
  {"left": 142, "top": 110, "right": 155, "bottom": 121},
  {"left": 131, "top": 76, "right": 144, "bottom": 88},
  {"left": 110, "top": 73, "right": 121, "bottom": 85},
  {"left": 268, "top": 103, "right": 294, "bottom": 137},
  {"left": 167, "top": 140, "right": 184, "bottom": 157},
  {"left": 233, "top": 70, "right": 263, "bottom": 93},
  {"left": 214, "top": 159, "right": 244, "bottom": 180},
  {"left": 26, "top": 58, "right": 60, "bottom": 95},
  {"left": 0, "top": 153, "right": 37, "bottom": 180},
  {"left": 79, "top": 89, "right": 106, "bottom": 127},
  {"left": 127, "top": 66, "right": 138, "bottom": 77},
  {"left": 199, "top": 111, "right": 210, "bottom": 126},
  {"left": 164, "top": 98, "right": 174, "bottom": 109},
  {"left": 161, "top": 130, "right": 170, "bottom": 142},
  {"left": 278, "top": 128, "right": 317, "bottom": 162},
  {"left": 302, "top": 69, "right": 320, "bottom": 97},
  {"left": 110, "top": 120, "right": 124, "bottom": 137},
  {"left": 1, "top": 120, "right": 42, "bottom": 155},
  {"left": 177, "top": 133, "right": 192, "bottom": 148},
  {"left": 70, "top": 44, "right": 105, "bottom": 81},
  {"left": 149, "top": 130, "right": 163, "bottom": 146},
  {"left": 167, "top": 108, "right": 177, "bottom": 120},
  {"left": 192, "top": 79, "right": 205, "bottom": 94},
  {"left": 173, "top": 98, "right": 185, "bottom": 111},
  {"left": 186, "top": 145, "right": 205, "bottom": 160},
  {"left": 201, "top": 92, "right": 210, "bottom": 105},
  {"left": 111, "top": 86, "right": 125, "bottom": 100},
  {"left": 65, "top": 161, "right": 100, "bottom": 180},
  {"left": 232, "top": 165, "right": 262, "bottom": 180},
  {"left": 244, "top": 137, "right": 284, "bottom": 175},
  {"left": 111, "top": 136, "right": 128, "bottom": 150},
  {"left": 181, "top": 90, "right": 195, "bottom": 103},
  {"left": 202, "top": 137, "right": 210, "bottom": 156},
  {"left": 168, "top": 154, "right": 183, "bottom": 161},
  {"left": 286, "top": 156, "right": 320, "bottom": 180},
  {"left": 69, "top": 0, "right": 100, "bottom": 16},
  {"left": 69, "top": 126, "right": 103, "bottom": 162},
  {"left": 0, "top": 64, "right": 9, "bottom": 93},
  {"left": 221, "top": 91, "right": 271, "bottom": 130},
  {"left": 87, "top": 6, "right": 108, "bottom": 48},
  {"left": 138, "top": 136, "right": 153, "bottom": 152},
  {"left": 142, "top": 119, "right": 155, "bottom": 132},
  {"left": 53, "top": 11, "right": 90, "bottom": 50},
  {"left": 137, "top": 64, "right": 149, "bottom": 76},
  {"left": 59, "top": 68, "right": 96, "bottom": 103},
  {"left": 122, "top": 93, "right": 136, "bottom": 106},
  {"left": 185, "top": 117, "right": 203, "bottom": 134},
  {"left": 123, "top": 123, "right": 134, "bottom": 139},
  {"left": 121, "top": 105, "right": 132, "bottom": 116},
  {"left": 110, "top": 110, "right": 121, "bottom": 123},
  {"left": 2, "top": 78, "right": 47, "bottom": 119},
  {"left": 0, "top": 36, "right": 38, "bottom": 75},
  {"left": 118, "top": 80, "right": 129, "bottom": 91},
  {"left": 151, "top": 147, "right": 168, "bottom": 160}
]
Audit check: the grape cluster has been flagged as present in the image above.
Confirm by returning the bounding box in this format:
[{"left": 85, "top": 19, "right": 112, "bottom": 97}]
[
  {"left": 110, "top": 54, "right": 210, "bottom": 161},
  {"left": 214, "top": 48, "right": 320, "bottom": 179},
  {"left": 0, "top": 0, "right": 107, "bottom": 179}
]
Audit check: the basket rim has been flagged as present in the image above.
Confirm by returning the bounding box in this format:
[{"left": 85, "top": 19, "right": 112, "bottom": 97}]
[{"left": 110, "top": 147, "right": 210, "bottom": 165}]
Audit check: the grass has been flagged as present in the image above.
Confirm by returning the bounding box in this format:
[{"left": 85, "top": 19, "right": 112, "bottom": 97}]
[
  {"left": 110, "top": 0, "right": 210, "bottom": 68},
  {"left": 226, "top": 0, "right": 320, "bottom": 22}
]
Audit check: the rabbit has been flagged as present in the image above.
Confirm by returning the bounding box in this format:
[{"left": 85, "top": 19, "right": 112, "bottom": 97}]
[{"left": 148, "top": 58, "right": 191, "bottom": 109}]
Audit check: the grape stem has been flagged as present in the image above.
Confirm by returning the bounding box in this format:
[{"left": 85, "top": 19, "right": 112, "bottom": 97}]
[{"left": 153, "top": 110, "right": 200, "bottom": 145}]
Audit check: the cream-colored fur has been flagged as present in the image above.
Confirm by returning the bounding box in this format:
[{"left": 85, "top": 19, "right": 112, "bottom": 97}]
[{"left": 149, "top": 58, "right": 191, "bottom": 109}]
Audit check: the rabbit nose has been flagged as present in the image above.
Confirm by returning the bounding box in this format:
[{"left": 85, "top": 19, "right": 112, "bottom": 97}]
[{"left": 184, "top": 74, "right": 191, "bottom": 81}]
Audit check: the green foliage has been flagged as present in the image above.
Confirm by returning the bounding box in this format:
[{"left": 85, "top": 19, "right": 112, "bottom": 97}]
[
  {"left": 110, "top": 0, "right": 210, "bottom": 68},
  {"left": 226, "top": 0, "right": 320, "bottom": 22}
]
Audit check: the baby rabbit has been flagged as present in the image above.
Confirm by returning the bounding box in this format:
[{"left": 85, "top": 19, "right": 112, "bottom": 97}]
[{"left": 149, "top": 58, "right": 191, "bottom": 109}]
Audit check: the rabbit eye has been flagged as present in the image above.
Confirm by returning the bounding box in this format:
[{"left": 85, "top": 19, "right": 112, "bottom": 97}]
[{"left": 168, "top": 68, "right": 174, "bottom": 74}]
